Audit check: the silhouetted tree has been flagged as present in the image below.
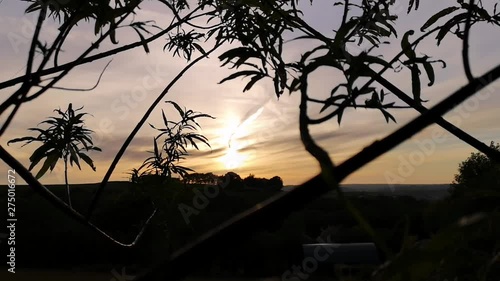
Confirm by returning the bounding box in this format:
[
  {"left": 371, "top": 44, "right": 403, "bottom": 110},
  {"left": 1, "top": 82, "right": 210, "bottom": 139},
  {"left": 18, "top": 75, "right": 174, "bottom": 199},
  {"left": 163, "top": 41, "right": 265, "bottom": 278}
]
[
  {"left": 269, "top": 176, "right": 284, "bottom": 191},
  {"left": 140, "top": 101, "right": 213, "bottom": 183},
  {"left": 223, "top": 171, "right": 244, "bottom": 190},
  {"left": 243, "top": 174, "right": 257, "bottom": 187},
  {"left": 450, "top": 141, "right": 500, "bottom": 197},
  {"left": 8, "top": 103, "right": 101, "bottom": 208}
]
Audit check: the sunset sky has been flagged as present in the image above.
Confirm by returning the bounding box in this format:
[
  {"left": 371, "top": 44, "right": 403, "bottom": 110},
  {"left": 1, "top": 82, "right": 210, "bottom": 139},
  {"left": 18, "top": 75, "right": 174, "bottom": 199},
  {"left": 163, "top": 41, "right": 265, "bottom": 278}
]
[{"left": 1, "top": 0, "right": 499, "bottom": 186}]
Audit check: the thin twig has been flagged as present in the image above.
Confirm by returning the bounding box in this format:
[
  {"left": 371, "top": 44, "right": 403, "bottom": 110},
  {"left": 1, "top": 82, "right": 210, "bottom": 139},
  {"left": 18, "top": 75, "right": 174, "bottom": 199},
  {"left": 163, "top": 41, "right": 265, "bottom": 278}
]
[{"left": 34, "top": 60, "right": 112, "bottom": 92}]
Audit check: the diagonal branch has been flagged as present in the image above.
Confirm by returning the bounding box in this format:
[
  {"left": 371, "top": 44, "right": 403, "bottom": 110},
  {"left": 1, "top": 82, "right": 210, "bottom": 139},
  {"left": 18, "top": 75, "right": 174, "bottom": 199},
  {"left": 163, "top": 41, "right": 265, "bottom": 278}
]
[
  {"left": 0, "top": 145, "right": 156, "bottom": 247},
  {"left": 335, "top": 63, "right": 500, "bottom": 182},
  {"left": 291, "top": 11, "right": 500, "bottom": 162},
  {"left": 363, "top": 66, "right": 500, "bottom": 163}
]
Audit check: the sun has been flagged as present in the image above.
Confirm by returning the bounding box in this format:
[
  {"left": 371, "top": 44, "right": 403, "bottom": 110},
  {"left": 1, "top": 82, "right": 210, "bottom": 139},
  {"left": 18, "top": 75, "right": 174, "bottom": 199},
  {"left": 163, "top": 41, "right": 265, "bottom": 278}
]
[
  {"left": 222, "top": 147, "right": 247, "bottom": 170},
  {"left": 218, "top": 107, "right": 264, "bottom": 170}
]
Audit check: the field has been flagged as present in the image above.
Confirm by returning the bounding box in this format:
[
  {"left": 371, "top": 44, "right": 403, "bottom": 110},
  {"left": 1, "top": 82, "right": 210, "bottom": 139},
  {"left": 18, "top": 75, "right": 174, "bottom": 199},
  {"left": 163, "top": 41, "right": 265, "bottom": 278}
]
[{"left": 0, "top": 181, "right": 448, "bottom": 279}]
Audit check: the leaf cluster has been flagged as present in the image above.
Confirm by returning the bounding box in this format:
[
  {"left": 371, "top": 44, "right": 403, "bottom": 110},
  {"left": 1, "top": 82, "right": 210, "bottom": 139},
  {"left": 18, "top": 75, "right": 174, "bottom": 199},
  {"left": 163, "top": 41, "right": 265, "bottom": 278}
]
[
  {"left": 7, "top": 103, "right": 101, "bottom": 179},
  {"left": 140, "top": 101, "right": 214, "bottom": 179}
]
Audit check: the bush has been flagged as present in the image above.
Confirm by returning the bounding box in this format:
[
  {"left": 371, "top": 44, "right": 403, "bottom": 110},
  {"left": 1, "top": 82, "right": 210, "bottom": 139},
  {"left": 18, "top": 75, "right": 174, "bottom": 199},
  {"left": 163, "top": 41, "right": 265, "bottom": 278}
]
[{"left": 450, "top": 141, "right": 500, "bottom": 197}]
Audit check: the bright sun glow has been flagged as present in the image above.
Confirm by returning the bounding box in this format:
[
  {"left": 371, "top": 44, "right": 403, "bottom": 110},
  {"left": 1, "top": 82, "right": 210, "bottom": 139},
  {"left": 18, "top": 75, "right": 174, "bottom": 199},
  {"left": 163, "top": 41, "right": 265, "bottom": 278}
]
[
  {"left": 218, "top": 107, "right": 264, "bottom": 170},
  {"left": 222, "top": 146, "right": 247, "bottom": 169}
]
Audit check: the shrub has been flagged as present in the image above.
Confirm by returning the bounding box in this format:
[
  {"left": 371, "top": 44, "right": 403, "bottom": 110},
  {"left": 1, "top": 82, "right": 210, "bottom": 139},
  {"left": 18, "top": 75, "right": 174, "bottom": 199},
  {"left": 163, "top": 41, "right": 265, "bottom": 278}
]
[{"left": 450, "top": 141, "right": 500, "bottom": 197}]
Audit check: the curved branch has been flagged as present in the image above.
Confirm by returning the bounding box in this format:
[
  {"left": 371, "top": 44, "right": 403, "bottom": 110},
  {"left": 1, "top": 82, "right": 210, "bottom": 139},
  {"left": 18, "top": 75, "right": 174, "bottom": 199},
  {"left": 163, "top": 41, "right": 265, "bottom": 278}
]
[
  {"left": 35, "top": 60, "right": 112, "bottom": 92},
  {"left": 299, "top": 69, "right": 393, "bottom": 257}
]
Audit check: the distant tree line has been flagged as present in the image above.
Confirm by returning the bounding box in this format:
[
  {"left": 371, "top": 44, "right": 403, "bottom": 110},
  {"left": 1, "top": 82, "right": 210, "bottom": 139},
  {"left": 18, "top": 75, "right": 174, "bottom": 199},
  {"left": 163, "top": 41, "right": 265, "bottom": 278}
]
[
  {"left": 183, "top": 172, "right": 219, "bottom": 185},
  {"left": 163, "top": 171, "right": 284, "bottom": 191}
]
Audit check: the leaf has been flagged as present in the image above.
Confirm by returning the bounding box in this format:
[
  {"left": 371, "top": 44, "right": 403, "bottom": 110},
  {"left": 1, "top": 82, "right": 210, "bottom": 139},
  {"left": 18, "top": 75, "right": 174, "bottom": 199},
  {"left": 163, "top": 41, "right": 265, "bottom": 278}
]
[
  {"left": 132, "top": 27, "right": 150, "bottom": 53},
  {"left": 69, "top": 145, "right": 81, "bottom": 170},
  {"left": 218, "top": 47, "right": 262, "bottom": 67},
  {"left": 381, "top": 109, "right": 397, "bottom": 123},
  {"left": 192, "top": 43, "right": 206, "bottom": 56},
  {"left": 337, "top": 107, "right": 345, "bottom": 125},
  {"left": 408, "top": 0, "right": 420, "bottom": 13},
  {"left": 35, "top": 153, "right": 59, "bottom": 179},
  {"left": 7, "top": 136, "right": 36, "bottom": 145},
  {"left": 436, "top": 13, "right": 469, "bottom": 45},
  {"left": 28, "top": 144, "right": 51, "bottom": 171},
  {"left": 401, "top": 30, "right": 416, "bottom": 59},
  {"left": 421, "top": 7, "right": 459, "bottom": 32},
  {"left": 166, "top": 101, "right": 184, "bottom": 117},
  {"left": 411, "top": 66, "right": 422, "bottom": 104},
  {"left": 289, "top": 78, "right": 301, "bottom": 94},
  {"left": 219, "top": 70, "right": 263, "bottom": 84},
  {"left": 423, "top": 62, "right": 435, "bottom": 86},
  {"left": 78, "top": 152, "right": 96, "bottom": 171},
  {"left": 109, "top": 19, "right": 119, "bottom": 44},
  {"left": 243, "top": 74, "right": 266, "bottom": 92},
  {"left": 25, "top": 2, "right": 42, "bottom": 13}
]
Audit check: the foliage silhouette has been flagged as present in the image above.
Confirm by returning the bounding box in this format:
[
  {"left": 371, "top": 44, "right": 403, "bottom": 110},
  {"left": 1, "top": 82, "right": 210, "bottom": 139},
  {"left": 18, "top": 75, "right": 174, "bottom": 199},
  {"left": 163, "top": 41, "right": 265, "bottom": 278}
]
[
  {"left": 0, "top": 0, "right": 225, "bottom": 245},
  {"left": 243, "top": 174, "right": 284, "bottom": 191},
  {"left": 139, "top": 101, "right": 214, "bottom": 181},
  {"left": 451, "top": 141, "right": 500, "bottom": 197},
  {"left": 2, "top": 1, "right": 500, "bottom": 280},
  {"left": 8, "top": 103, "right": 101, "bottom": 208}
]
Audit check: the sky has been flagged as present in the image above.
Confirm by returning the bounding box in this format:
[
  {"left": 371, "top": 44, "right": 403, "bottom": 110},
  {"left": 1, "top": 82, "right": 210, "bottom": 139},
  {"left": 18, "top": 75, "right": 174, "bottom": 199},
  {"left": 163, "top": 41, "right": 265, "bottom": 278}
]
[{"left": 1, "top": 0, "right": 500, "bottom": 186}]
